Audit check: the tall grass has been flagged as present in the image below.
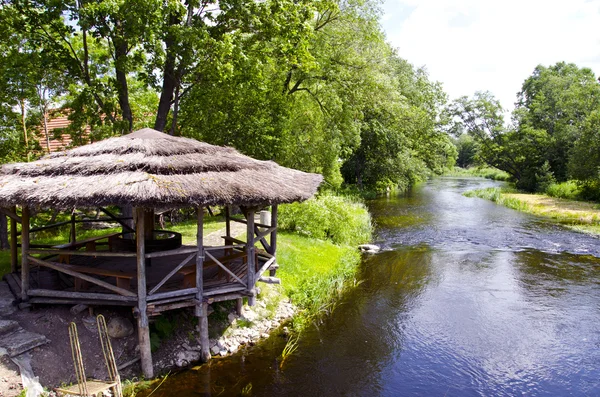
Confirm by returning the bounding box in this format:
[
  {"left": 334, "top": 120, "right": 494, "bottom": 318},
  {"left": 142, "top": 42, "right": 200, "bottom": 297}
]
[
  {"left": 464, "top": 187, "right": 530, "bottom": 212},
  {"left": 545, "top": 181, "right": 582, "bottom": 200}
]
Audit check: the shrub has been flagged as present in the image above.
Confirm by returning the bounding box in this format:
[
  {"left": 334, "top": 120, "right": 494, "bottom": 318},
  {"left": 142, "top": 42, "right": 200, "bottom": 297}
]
[
  {"left": 278, "top": 194, "right": 372, "bottom": 245},
  {"left": 545, "top": 181, "right": 582, "bottom": 200}
]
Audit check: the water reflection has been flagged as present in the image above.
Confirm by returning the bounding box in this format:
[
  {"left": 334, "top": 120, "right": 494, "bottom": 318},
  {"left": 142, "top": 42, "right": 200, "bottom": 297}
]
[{"left": 143, "top": 178, "right": 600, "bottom": 396}]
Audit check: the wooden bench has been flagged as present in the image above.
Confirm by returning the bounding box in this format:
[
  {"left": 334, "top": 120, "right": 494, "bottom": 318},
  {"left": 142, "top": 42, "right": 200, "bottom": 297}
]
[
  {"left": 178, "top": 251, "right": 248, "bottom": 288},
  {"left": 56, "top": 263, "right": 135, "bottom": 291},
  {"left": 54, "top": 233, "right": 122, "bottom": 264}
]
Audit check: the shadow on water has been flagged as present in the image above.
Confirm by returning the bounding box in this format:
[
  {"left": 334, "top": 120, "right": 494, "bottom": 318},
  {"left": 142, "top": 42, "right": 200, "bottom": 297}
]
[{"left": 142, "top": 178, "right": 600, "bottom": 396}]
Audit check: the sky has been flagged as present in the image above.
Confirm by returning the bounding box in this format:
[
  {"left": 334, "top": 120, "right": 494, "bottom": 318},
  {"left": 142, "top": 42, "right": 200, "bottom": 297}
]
[{"left": 381, "top": 0, "right": 600, "bottom": 114}]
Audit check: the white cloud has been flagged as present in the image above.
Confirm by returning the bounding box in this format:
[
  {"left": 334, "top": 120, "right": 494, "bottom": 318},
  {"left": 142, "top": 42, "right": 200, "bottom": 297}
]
[{"left": 382, "top": 0, "right": 600, "bottom": 113}]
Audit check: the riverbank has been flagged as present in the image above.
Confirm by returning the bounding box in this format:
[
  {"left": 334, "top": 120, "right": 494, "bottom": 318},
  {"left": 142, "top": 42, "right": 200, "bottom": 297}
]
[{"left": 464, "top": 187, "right": 600, "bottom": 235}]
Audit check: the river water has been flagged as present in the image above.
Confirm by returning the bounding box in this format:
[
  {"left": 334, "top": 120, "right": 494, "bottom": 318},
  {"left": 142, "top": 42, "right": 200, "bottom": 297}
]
[{"left": 145, "top": 177, "right": 600, "bottom": 396}]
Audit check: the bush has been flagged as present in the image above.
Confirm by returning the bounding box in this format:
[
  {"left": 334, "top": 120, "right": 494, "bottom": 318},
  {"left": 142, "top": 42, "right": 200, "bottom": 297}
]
[
  {"left": 545, "top": 181, "right": 582, "bottom": 200},
  {"left": 278, "top": 194, "right": 372, "bottom": 245}
]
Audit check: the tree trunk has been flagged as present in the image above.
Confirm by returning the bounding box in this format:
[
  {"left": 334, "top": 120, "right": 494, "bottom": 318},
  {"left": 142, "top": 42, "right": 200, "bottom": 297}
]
[
  {"left": 154, "top": 24, "right": 178, "bottom": 132},
  {"left": 113, "top": 27, "right": 133, "bottom": 133},
  {"left": 43, "top": 108, "right": 50, "bottom": 152},
  {"left": 20, "top": 99, "right": 29, "bottom": 162},
  {"left": 0, "top": 214, "right": 9, "bottom": 250}
]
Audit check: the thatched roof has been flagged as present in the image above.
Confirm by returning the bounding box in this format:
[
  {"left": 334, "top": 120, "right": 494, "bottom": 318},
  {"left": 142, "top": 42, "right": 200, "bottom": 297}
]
[{"left": 0, "top": 128, "right": 323, "bottom": 209}]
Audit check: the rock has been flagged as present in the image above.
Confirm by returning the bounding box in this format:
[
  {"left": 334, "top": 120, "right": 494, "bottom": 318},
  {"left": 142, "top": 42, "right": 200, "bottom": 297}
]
[
  {"left": 107, "top": 317, "right": 134, "bottom": 339},
  {"left": 210, "top": 345, "right": 220, "bottom": 355},
  {"left": 358, "top": 244, "right": 380, "bottom": 253},
  {"left": 227, "top": 313, "right": 238, "bottom": 323},
  {"left": 175, "top": 350, "right": 200, "bottom": 367}
]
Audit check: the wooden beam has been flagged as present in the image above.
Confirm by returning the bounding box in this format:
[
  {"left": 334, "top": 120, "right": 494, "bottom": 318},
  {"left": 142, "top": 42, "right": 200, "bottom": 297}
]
[
  {"left": 27, "top": 256, "right": 136, "bottom": 297},
  {"left": 204, "top": 251, "right": 247, "bottom": 287},
  {"left": 20, "top": 207, "right": 30, "bottom": 301},
  {"left": 148, "top": 253, "right": 196, "bottom": 296},
  {"left": 10, "top": 206, "right": 17, "bottom": 273},
  {"left": 147, "top": 288, "right": 197, "bottom": 302},
  {"left": 28, "top": 288, "right": 136, "bottom": 302},
  {"left": 145, "top": 246, "right": 198, "bottom": 258},
  {"left": 135, "top": 208, "right": 153, "bottom": 379},
  {"left": 98, "top": 207, "right": 135, "bottom": 232},
  {"left": 257, "top": 257, "right": 276, "bottom": 279},
  {"left": 246, "top": 209, "right": 256, "bottom": 306},
  {"left": 270, "top": 205, "right": 278, "bottom": 277},
  {"left": 257, "top": 276, "right": 281, "bottom": 284},
  {"left": 199, "top": 302, "right": 210, "bottom": 362},
  {"left": 0, "top": 207, "right": 21, "bottom": 223},
  {"left": 28, "top": 249, "right": 137, "bottom": 258}
]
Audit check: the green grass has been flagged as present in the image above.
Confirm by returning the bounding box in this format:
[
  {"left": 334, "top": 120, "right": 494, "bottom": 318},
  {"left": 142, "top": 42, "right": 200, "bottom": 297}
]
[
  {"left": 545, "top": 181, "right": 582, "bottom": 200},
  {"left": 465, "top": 187, "right": 600, "bottom": 236},
  {"left": 445, "top": 166, "right": 511, "bottom": 181},
  {"left": 166, "top": 215, "right": 225, "bottom": 245},
  {"left": 276, "top": 231, "right": 361, "bottom": 330}
]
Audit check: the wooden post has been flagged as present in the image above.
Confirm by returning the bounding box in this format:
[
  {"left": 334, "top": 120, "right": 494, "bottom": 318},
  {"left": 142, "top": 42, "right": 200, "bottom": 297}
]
[
  {"left": 135, "top": 208, "right": 153, "bottom": 378},
  {"left": 20, "top": 207, "right": 30, "bottom": 301},
  {"left": 10, "top": 206, "right": 18, "bottom": 273},
  {"left": 269, "top": 205, "right": 278, "bottom": 277},
  {"left": 196, "top": 208, "right": 210, "bottom": 362},
  {"left": 236, "top": 298, "right": 243, "bottom": 316},
  {"left": 246, "top": 208, "right": 256, "bottom": 306},
  {"left": 70, "top": 213, "right": 76, "bottom": 243},
  {"left": 225, "top": 206, "right": 231, "bottom": 238},
  {"left": 143, "top": 209, "right": 154, "bottom": 236}
]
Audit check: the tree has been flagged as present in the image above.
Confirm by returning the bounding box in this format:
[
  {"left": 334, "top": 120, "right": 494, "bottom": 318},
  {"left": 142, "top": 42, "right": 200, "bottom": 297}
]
[{"left": 515, "top": 62, "right": 600, "bottom": 182}]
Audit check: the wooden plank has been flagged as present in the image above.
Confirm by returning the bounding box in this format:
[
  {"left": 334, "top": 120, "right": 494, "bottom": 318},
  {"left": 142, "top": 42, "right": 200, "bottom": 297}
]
[
  {"left": 145, "top": 246, "right": 199, "bottom": 258},
  {"left": 29, "top": 297, "right": 134, "bottom": 306},
  {"left": 20, "top": 207, "right": 30, "bottom": 301},
  {"left": 53, "top": 232, "right": 121, "bottom": 250},
  {"left": 4, "top": 273, "right": 21, "bottom": 297},
  {"left": 28, "top": 249, "right": 137, "bottom": 258},
  {"left": 70, "top": 213, "right": 76, "bottom": 243},
  {"left": 270, "top": 205, "right": 278, "bottom": 277},
  {"left": 146, "top": 288, "right": 198, "bottom": 302},
  {"left": 148, "top": 300, "right": 197, "bottom": 315},
  {"left": 203, "top": 285, "right": 247, "bottom": 296},
  {"left": 10, "top": 206, "right": 17, "bottom": 273},
  {"left": 28, "top": 256, "right": 137, "bottom": 297},
  {"left": 28, "top": 289, "right": 136, "bottom": 302},
  {"left": 148, "top": 253, "right": 196, "bottom": 296},
  {"left": 136, "top": 208, "right": 153, "bottom": 379}
]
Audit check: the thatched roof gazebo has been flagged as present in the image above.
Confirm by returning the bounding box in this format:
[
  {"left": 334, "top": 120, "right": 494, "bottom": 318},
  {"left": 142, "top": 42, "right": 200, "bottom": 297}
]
[{"left": 0, "top": 128, "right": 322, "bottom": 377}]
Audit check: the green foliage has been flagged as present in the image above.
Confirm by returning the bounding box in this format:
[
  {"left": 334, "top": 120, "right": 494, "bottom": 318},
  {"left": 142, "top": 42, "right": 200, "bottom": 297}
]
[
  {"left": 149, "top": 315, "right": 176, "bottom": 352},
  {"left": 276, "top": 231, "right": 361, "bottom": 330},
  {"left": 278, "top": 194, "right": 372, "bottom": 245},
  {"left": 545, "top": 181, "right": 582, "bottom": 200},
  {"left": 445, "top": 166, "right": 510, "bottom": 181}
]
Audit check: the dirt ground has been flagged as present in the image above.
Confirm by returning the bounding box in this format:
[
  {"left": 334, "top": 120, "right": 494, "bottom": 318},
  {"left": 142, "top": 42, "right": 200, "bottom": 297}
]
[{"left": 0, "top": 356, "right": 22, "bottom": 397}]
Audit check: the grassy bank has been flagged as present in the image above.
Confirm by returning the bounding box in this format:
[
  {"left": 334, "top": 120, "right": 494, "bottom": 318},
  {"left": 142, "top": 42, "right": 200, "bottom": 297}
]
[
  {"left": 465, "top": 187, "right": 600, "bottom": 235},
  {"left": 445, "top": 166, "right": 511, "bottom": 181}
]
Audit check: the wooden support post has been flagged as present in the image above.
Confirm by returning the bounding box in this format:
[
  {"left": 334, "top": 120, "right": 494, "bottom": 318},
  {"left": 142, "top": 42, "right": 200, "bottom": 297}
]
[
  {"left": 246, "top": 208, "right": 256, "bottom": 306},
  {"left": 225, "top": 206, "right": 231, "bottom": 238},
  {"left": 236, "top": 298, "right": 243, "bottom": 316},
  {"left": 143, "top": 209, "right": 154, "bottom": 237},
  {"left": 135, "top": 208, "right": 153, "bottom": 378},
  {"left": 20, "top": 207, "right": 30, "bottom": 301},
  {"left": 270, "top": 205, "right": 278, "bottom": 277},
  {"left": 199, "top": 302, "right": 210, "bottom": 362},
  {"left": 70, "top": 213, "right": 76, "bottom": 243},
  {"left": 196, "top": 208, "right": 210, "bottom": 362},
  {"left": 10, "top": 206, "right": 18, "bottom": 273}
]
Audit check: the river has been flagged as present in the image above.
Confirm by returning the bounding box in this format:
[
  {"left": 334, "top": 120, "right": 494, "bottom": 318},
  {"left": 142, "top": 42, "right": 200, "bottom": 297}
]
[{"left": 144, "top": 177, "right": 600, "bottom": 396}]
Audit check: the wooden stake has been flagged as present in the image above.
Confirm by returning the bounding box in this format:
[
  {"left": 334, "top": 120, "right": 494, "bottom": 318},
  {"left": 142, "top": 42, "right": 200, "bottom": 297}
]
[
  {"left": 236, "top": 298, "right": 243, "bottom": 316},
  {"left": 246, "top": 209, "right": 256, "bottom": 306},
  {"left": 135, "top": 208, "right": 153, "bottom": 379},
  {"left": 20, "top": 207, "right": 30, "bottom": 301},
  {"left": 10, "top": 206, "right": 17, "bottom": 273}
]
